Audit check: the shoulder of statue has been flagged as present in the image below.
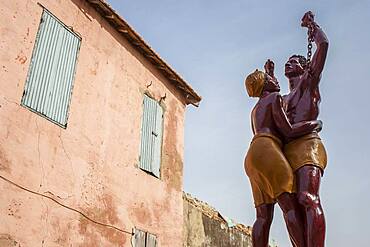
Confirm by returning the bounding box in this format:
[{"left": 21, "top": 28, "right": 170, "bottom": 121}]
[
  {"left": 275, "top": 91, "right": 283, "bottom": 97},
  {"left": 258, "top": 92, "right": 280, "bottom": 107},
  {"left": 302, "top": 69, "right": 321, "bottom": 89},
  {"left": 268, "top": 92, "right": 283, "bottom": 105},
  {"left": 265, "top": 92, "right": 280, "bottom": 100}
]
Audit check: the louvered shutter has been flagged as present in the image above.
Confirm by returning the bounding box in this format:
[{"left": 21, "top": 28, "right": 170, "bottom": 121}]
[
  {"left": 139, "top": 95, "right": 163, "bottom": 178},
  {"left": 132, "top": 229, "right": 146, "bottom": 247},
  {"left": 22, "top": 9, "right": 81, "bottom": 127},
  {"left": 146, "top": 233, "right": 158, "bottom": 247},
  {"left": 131, "top": 229, "right": 157, "bottom": 247}
]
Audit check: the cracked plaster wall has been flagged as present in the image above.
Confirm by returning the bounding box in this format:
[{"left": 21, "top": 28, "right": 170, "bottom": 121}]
[{"left": 0, "top": 0, "right": 187, "bottom": 246}]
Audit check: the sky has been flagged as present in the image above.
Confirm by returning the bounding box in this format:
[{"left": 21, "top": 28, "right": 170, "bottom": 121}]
[{"left": 107, "top": 1, "right": 370, "bottom": 246}]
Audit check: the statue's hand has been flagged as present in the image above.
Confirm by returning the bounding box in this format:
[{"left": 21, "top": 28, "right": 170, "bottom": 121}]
[
  {"left": 301, "top": 11, "right": 315, "bottom": 27},
  {"left": 313, "top": 119, "right": 323, "bottom": 133},
  {"left": 264, "top": 59, "right": 275, "bottom": 77}
]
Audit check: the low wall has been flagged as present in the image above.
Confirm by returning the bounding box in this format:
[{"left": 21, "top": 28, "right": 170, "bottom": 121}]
[{"left": 183, "top": 193, "right": 253, "bottom": 247}]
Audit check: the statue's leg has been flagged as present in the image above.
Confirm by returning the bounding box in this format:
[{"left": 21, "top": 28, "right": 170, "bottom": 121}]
[
  {"left": 252, "top": 203, "right": 274, "bottom": 247},
  {"left": 277, "top": 192, "right": 305, "bottom": 247},
  {"left": 296, "top": 165, "right": 325, "bottom": 247}
]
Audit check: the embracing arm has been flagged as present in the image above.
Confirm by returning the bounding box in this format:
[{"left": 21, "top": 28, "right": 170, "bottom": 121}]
[
  {"left": 302, "top": 11, "right": 329, "bottom": 81},
  {"left": 271, "top": 94, "right": 322, "bottom": 140}
]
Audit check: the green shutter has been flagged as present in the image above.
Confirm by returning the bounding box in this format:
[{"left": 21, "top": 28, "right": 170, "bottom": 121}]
[
  {"left": 22, "top": 9, "right": 81, "bottom": 127},
  {"left": 139, "top": 95, "right": 163, "bottom": 177}
]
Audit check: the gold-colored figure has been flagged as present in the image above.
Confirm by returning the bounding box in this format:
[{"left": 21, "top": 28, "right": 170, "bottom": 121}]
[
  {"left": 245, "top": 132, "right": 294, "bottom": 206},
  {"left": 245, "top": 69, "right": 266, "bottom": 98},
  {"left": 284, "top": 132, "right": 327, "bottom": 173}
]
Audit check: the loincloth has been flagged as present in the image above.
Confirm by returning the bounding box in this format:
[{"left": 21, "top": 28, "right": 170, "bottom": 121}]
[
  {"left": 245, "top": 133, "right": 294, "bottom": 207},
  {"left": 284, "top": 132, "right": 327, "bottom": 174}
]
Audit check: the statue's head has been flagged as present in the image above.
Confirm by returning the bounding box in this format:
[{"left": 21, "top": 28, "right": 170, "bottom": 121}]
[
  {"left": 285, "top": 55, "right": 307, "bottom": 78},
  {"left": 245, "top": 70, "right": 279, "bottom": 98}
]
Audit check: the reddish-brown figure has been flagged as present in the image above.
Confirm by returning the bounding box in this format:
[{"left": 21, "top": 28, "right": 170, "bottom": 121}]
[
  {"left": 246, "top": 59, "right": 322, "bottom": 247},
  {"left": 284, "top": 11, "right": 329, "bottom": 247}
]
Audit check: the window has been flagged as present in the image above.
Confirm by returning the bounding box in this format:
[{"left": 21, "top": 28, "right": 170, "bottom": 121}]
[
  {"left": 21, "top": 8, "right": 81, "bottom": 128},
  {"left": 139, "top": 95, "right": 163, "bottom": 178},
  {"left": 131, "top": 229, "right": 157, "bottom": 247}
]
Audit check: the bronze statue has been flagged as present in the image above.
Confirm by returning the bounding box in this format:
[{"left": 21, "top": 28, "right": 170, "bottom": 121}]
[
  {"left": 244, "top": 11, "right": 329, "bottom": 247},
  {"left": 244, "top": 64, "right": 322, "bottom": 246},
  {"left": 283, "top": 11, "right": 329, "bottom": 247}
]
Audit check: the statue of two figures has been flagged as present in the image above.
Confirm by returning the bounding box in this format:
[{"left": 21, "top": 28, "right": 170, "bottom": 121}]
[{"left": 244, "top": 11, "right": 329, "bottom": 247}]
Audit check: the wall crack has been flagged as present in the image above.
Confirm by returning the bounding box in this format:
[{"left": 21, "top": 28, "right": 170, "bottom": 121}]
[{"left": 0, "top": 174, "right": 133, "bottom": 236}]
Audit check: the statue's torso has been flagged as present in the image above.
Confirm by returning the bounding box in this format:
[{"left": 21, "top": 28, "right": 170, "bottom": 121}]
[
  {"left": 251, "top": 93, "right": 283, "bottom": 140},
  {"left": 284, "top": 72, "right": 321, "bottom": 124}
]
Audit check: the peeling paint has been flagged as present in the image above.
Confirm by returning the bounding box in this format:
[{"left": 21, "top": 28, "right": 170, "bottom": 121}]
[
  {"left": 162, "top": 101, "right": 184, "bottom": 192},
  {"left": 78, "top": 194, "right": 127, "bottom": 246},
  {"left": 132, "top": 202, "right": 151, "bottom": 226},
  {"left": 14, "top": 51, "right": 27, "bottom": 64},
  {"left": 0, "top": 145, "right": 11, "bottom": 173},
  {"left": 50, "top": 217, "right": 72, "bottom": 244},
  {"left": 7, "top": 200, "right": 22, "bottom": 219},
  {"left": 0, "top": 234, "right": 19, "bottom": 247}
]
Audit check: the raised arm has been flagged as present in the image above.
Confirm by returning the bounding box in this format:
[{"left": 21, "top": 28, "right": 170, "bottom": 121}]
[
  {"left": 272, "top": 94, "right": 322, "bottom": 140},
  {"left": 264, "top": 59, "right": 275, "bottom": 78},
  {"left": 301, "top": 11, "right": 329, "bottom": 81}
]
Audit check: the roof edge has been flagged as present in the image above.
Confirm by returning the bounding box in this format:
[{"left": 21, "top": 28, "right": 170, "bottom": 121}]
[{"left": 85, "top": 0, "right": 202, "bottom": 106}]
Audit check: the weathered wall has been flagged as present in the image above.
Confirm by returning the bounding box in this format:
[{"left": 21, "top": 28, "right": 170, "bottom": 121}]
[
  {"left": 183, "top": 194, "right": 253, "bottom": 247},
  {"left": 0, "top": 0, "right": 187, "bottom": 246}
]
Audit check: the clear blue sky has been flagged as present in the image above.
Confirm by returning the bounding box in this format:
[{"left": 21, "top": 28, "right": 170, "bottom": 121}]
[{"left": 108, "top": 1, "right": 370, "bottom": 246}]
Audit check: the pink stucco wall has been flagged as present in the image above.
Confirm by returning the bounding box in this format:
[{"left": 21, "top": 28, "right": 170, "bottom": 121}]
[{"left": 0, "top": 1, "right": 188, "bottom": 246}]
